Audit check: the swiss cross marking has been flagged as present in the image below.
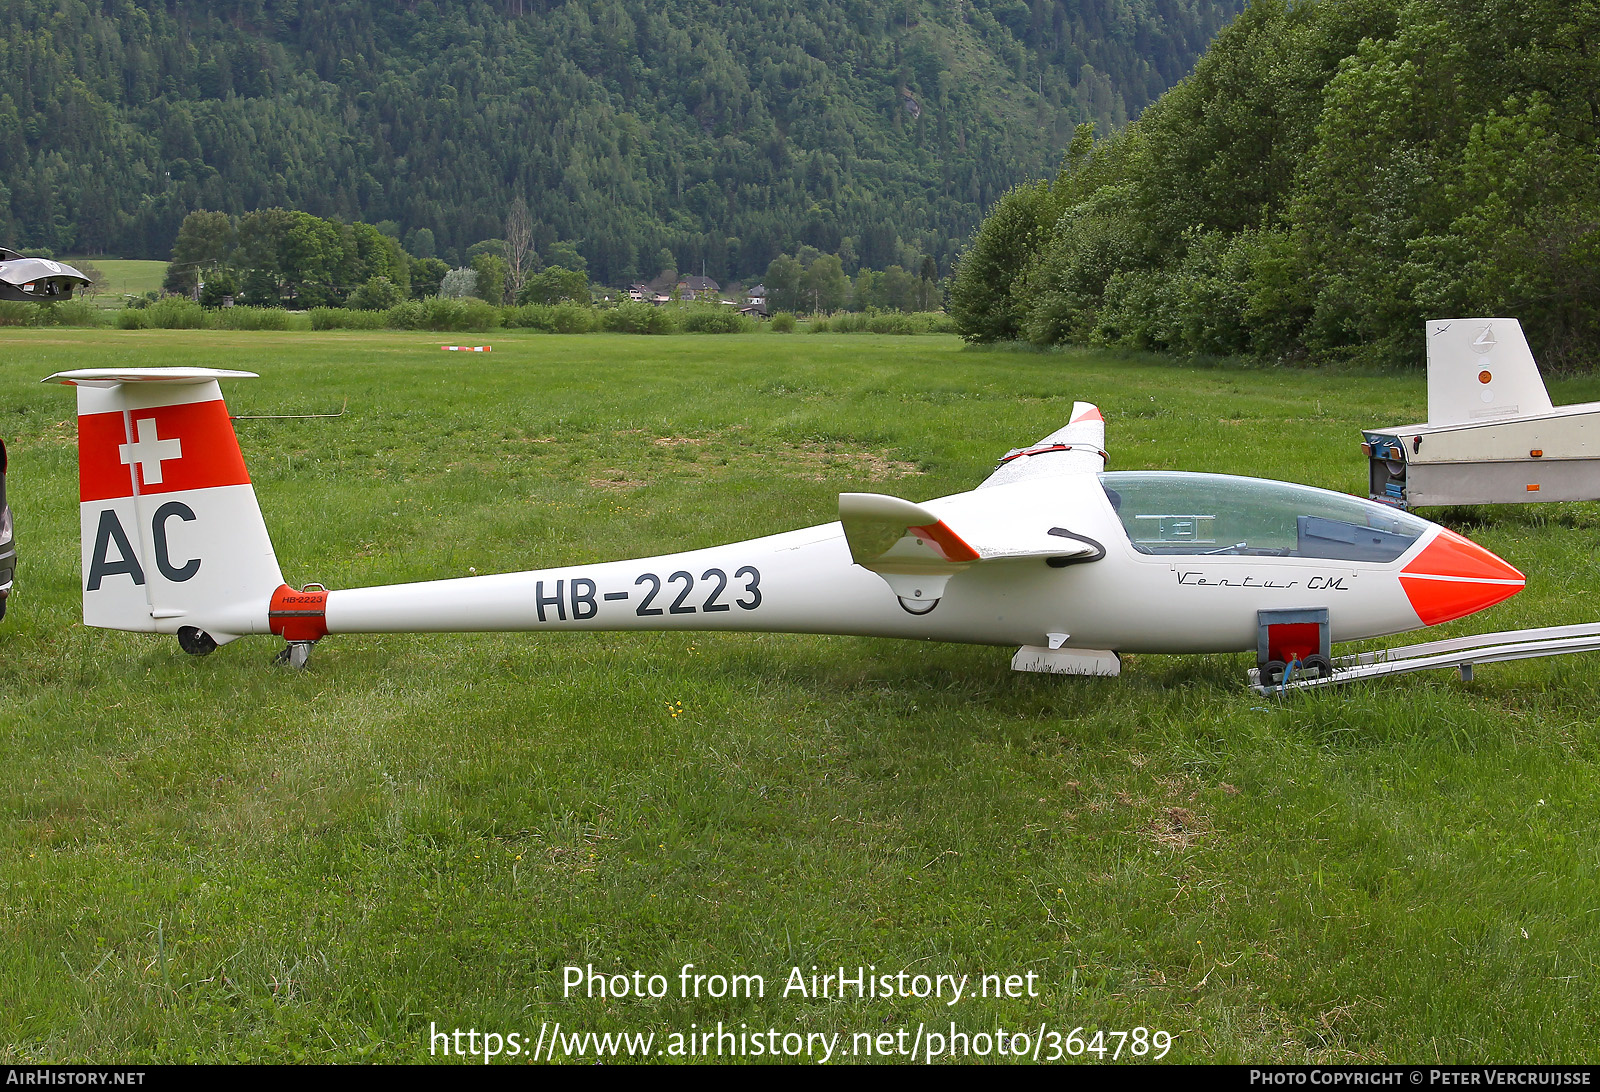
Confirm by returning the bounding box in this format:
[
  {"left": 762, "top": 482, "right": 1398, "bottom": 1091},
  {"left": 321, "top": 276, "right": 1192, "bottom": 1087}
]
[{"left": 119, "top": 417, "right": 183, "bottom": 486}]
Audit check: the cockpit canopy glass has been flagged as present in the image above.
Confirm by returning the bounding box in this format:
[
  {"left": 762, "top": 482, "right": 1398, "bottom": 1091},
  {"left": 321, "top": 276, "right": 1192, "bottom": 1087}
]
[{"left": 1099, "top": 471, "right": 1431, "bottom": 563}]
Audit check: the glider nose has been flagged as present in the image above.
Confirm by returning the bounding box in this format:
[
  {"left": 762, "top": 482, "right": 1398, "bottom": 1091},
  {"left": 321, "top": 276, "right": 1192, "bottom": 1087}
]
[{"left": 1399, "top": 528, "right": 1525, "bottom": 625}]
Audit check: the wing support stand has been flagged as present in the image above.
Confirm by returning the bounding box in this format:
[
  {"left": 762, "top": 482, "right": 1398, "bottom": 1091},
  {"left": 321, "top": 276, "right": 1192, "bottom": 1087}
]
[
  {"left": 268, "top": 583, "right": 329, "bottom": 669},
  {"left": 1012, "top": 634, "right": 1121, "bottom": 676}
]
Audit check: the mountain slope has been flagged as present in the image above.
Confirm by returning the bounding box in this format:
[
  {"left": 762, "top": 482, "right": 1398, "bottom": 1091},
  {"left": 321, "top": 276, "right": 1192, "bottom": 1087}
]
[
  {"left": 0, "top": 0, "right": 1242, "bottom": 282},
  {"left": 950, "top": 0, "right": 1600, "bottom": 366}
]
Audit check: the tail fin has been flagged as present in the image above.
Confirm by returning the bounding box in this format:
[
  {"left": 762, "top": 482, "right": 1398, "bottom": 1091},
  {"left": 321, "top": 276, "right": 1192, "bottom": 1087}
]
[
  {"left": 1426, "top": 319, "right": 1553, "bottom": 425},
  {"left": 47, "top": 368, "right": 283, "bottom": 643}
]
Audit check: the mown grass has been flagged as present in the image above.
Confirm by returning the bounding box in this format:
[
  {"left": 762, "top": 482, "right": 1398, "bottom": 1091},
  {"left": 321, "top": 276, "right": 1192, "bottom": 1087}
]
[
  {"left": 60, "top": 258, "right": 167, "bottom": 303},
  {"left": 1, "top": 329, "right": 1596, "bottom": 1063}
]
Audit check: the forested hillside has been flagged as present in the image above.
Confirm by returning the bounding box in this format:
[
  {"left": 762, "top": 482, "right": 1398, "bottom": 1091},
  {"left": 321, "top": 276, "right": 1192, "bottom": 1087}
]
[
  {"left": 950, "top": 0, "right": 1600, "bottom": 367},
  {"left": 0, "top": 0, "right": 1242, "bottom": 284}
]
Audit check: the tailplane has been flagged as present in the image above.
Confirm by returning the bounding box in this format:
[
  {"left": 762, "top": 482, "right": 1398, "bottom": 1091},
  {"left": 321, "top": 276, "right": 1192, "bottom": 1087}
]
[
  {"left": 47, "top": 369, "right": 283, "bottom": 646},
  {"left": 1426, "top": 319, "right": 1552, "bottom": 425}
]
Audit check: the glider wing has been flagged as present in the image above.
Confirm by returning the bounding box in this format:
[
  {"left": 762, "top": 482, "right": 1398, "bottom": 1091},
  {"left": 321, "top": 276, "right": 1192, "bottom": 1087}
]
[{"left": 839, "top": 490, "right": 1098, "bottom": 609}]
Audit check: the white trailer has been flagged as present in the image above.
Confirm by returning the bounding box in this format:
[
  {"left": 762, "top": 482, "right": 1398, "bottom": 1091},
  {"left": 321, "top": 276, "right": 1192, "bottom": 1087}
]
[{"left": 1364, "top": 319, "right": 1600, "bottom": 507}]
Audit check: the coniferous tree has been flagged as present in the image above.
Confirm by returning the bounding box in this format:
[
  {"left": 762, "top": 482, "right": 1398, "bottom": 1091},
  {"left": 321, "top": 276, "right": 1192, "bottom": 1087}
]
[{"left": 0, "top": 1, "right": 1245, "bottom": 284}]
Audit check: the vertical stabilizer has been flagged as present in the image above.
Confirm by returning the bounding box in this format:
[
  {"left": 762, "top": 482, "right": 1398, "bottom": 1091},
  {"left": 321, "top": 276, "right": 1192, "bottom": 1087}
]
[
  {"left": 1426, "top": 319, "right": 1552, "bottom": 425},
  {"left": 47, "top": 369, "right": 282, "bottom": 642}
]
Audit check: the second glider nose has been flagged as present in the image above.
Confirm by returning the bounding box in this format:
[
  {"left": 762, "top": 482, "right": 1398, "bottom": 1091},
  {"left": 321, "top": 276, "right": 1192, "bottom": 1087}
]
[{"left": 1399, "top": 528, "right": 1526, "bottom": 625}]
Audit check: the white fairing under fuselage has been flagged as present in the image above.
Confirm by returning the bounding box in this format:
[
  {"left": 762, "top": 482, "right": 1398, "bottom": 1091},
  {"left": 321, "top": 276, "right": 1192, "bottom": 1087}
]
[{"left": 322, "top": 471, "right": 1500, "bottom": 653}]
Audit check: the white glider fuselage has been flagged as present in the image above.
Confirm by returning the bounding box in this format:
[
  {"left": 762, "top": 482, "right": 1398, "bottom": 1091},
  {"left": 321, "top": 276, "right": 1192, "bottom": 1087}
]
[
  {"left": 49, "top": 369, "right": 1525, "bottom": 667},
  {"left": 320, "top": 474, "right": 1427, "bottom": 653}
]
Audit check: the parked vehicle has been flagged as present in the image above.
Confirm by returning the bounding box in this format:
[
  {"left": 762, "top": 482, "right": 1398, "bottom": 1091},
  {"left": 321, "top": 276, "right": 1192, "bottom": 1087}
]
[
  {"left": 0, "top": 437, "right": 12, "bottom": 620},
  {"left": 0, "top": 248, "right": 91, "bottom": 301}
]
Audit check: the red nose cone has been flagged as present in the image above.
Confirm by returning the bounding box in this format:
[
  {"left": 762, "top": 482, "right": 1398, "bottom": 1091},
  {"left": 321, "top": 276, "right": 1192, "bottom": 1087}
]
[{"left": 1399, "top": 528, "right": 1525, "bottom": 625}]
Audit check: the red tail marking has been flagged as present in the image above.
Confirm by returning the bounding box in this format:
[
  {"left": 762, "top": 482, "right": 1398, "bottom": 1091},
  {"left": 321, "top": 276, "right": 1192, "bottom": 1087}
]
[{"left": 79, "top": 400, "right": 249, "bottom": 502}]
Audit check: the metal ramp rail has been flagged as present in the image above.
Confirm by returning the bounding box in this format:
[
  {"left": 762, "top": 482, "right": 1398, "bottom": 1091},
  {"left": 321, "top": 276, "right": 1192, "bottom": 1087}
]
[{"left": 1249, "top": 621, "right": 1600, "bottom": 693}]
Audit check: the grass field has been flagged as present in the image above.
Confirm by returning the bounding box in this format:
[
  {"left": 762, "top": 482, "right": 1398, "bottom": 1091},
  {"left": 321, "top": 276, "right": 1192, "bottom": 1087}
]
[
  {"left": 59, "top": 258, "right": 167, "bottom": 304},
  {"left": 1, "top": 329, "right": 1597, "bottom": 1063}
]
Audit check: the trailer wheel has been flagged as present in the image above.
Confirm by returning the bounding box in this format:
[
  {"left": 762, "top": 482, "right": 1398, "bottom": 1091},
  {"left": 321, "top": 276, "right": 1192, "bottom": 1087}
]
[
  {"left": 1303, "top": 653, "right": 1334, "bottom": 679},
  {"left": 1261, "top": 659, "right": 1288, "bottom": 686}
]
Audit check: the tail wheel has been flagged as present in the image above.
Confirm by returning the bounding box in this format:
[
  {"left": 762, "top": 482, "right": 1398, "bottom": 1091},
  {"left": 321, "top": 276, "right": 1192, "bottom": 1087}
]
[{"left": 177, "top": 626, "right": 217, "bottom": 656}]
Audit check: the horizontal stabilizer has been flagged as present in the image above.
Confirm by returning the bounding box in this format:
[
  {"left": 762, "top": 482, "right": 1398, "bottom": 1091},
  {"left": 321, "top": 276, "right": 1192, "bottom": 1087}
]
[{"left": 48, "top": 368, "right": 259, "bottom": 388}]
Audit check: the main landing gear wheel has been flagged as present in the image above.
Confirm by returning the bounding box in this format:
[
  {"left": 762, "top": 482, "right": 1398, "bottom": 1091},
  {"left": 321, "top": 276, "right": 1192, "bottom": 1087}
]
[{"left": 177, "top": 626, "right": 217, "bottom": 656}]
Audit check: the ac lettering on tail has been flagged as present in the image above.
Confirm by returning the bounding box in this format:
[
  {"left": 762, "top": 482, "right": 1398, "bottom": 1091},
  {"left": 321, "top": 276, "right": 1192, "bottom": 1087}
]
[
  {"left": 152, "top": 501, "right": 201, "bottom": 581},
  {"left": 86, "top": 503, "right": 202, "bottom": 590},
  {"left": 87, "top": 509, "right": 142, "bottom": 590}
]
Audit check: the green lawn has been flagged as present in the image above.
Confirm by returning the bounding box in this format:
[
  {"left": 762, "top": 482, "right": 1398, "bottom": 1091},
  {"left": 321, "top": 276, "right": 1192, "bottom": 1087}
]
[
  {"left": 1, "top": 329, "right": 1596, "bottom": 1063},
  {"left": 59, "top": 258, "right": 167, "bottom": 304}
]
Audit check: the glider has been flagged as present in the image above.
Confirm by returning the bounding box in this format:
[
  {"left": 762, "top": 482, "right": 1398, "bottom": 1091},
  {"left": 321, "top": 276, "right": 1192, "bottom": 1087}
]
[
  {"left": 0, "top": 248, "right": 91, "bottom": 302},
  {"left": 48, "top": 368, "right": 1525, "bottom": 682}
]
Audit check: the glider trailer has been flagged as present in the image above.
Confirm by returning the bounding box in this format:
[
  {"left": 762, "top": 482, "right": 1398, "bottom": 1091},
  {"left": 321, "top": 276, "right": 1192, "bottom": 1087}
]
[{"left": 1365, "top": 318, "right": 1600, "bottom": 508}]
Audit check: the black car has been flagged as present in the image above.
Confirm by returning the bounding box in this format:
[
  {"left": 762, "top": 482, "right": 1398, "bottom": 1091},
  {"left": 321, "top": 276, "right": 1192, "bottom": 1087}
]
[{"left": 0, "top": 437, "right": 12, "bottom": 619}]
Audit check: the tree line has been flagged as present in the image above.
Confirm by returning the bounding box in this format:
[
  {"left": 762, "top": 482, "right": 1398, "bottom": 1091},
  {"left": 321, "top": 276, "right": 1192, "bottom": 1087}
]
[
  {"left": 764, "top": 247, "right": 940, "bottom": 314},
  {"left": 949, "top": 0, "right": 1600, "bottom": 368},
  {"left": 0, "top": 0, "right": 1241, "bottom": 285},
  {"left": 163, "top": 207, "right": 949, "bottom": 314}
]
